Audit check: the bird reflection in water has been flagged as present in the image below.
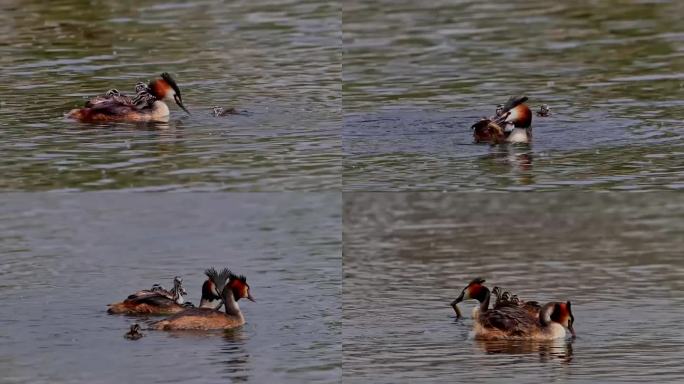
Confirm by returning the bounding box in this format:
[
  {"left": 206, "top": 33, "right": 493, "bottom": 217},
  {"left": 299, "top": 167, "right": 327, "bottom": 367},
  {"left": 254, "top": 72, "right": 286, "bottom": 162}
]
[
  {"left": 220, "top": 329, "right": 251, "bottom": 383},
  {"left": 478, "top": 144, "right": 534, "bottom": 185},
  {"left": 475, "top": 338, "right": 573, "bottom": 363}
]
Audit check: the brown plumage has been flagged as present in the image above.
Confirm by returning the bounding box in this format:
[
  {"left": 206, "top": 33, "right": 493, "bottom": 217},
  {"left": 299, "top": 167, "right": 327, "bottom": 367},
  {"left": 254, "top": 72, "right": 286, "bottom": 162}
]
[
  {"left": 66, "top": 73, "right": 189, "bottom": 123},
  {"left": 451, "top": 278, "right": 575, "bottom": 340},
  {"left": 107, "top": 271, "right": 226, "bottom": 316},
  {"left": 471, "top": 96, "right": 533, "bottom": 144},
  {"left": 108, "top": 293, "right": 187, "bottom": 315},
  {"left": 152, "top": 307, "right": 245, "bottom": 331},
  {"left": 474, "top": 301, "right": 575, "bottom": 340},
  {"left": 152, "top": 269, "right": 255, "bottom": 331},
  {"left": 492, "top": 286, "right": 542, "bottom": 318}
]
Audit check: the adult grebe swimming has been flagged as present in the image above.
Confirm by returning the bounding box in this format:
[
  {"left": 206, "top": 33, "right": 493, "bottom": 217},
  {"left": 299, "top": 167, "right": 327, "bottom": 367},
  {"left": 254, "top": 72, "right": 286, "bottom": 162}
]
[
  {"left": 471, "top": 95, "right": 533, "bottom": 144},
  {"left": 67, "top": 73, "right": 190, "bottom": 123},
  {"left": 451, "top": 277, "right": 575, "bottom": 340},
  {"left": 152, "top": 268, "right": 255, "bottom": 331},
  {"left": 107, "top": 270, "right": 223, "bottom": 315},
  {"left": 451, "top": 278, "right": 542, "bottom": 319}
]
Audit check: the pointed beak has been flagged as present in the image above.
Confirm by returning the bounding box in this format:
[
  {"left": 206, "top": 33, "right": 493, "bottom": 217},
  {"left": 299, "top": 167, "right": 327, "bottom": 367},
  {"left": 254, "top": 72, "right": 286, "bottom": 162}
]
[
  {"left": 247, "top": 292, "right": 256, "bottom": 302},
  {"left": 451, "top": 292, "right": 464, "bottom": 318},
  {"left": 174, "top": 94, "right": 191, "bottom": 115},
  {"left": 568, "top": 324, "right": 576, "bottom": 339}
]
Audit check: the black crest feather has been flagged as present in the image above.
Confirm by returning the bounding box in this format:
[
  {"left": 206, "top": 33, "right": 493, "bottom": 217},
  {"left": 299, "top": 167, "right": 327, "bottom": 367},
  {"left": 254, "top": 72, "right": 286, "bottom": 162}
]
[
  {"left": 205, "top": 267, "right": 230, "bottom": 290},
  {"left": 228, "top": 270, "right": 247, "bottom": 284}
]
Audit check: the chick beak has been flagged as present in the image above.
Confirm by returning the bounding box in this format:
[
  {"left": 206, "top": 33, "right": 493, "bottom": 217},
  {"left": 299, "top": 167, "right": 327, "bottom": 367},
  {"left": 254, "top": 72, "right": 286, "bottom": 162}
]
[{"left": 174, "top": 94, "right": 191, "bottom": 115}]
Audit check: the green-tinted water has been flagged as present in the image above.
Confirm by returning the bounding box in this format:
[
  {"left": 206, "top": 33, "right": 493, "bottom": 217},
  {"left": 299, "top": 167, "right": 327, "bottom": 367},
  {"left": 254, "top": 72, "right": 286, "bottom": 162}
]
[
  {"left": 0, "top": 0, "right": 340, "bottom": 191},
  {"left": 343, "top": 0, "right": 684, "bottom": 190}
]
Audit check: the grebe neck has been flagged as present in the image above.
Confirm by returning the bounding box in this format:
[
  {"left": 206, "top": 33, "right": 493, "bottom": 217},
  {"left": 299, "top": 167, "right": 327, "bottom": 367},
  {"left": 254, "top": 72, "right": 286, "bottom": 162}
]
[
  {"left": 150, "top": 100, "right": 170, "bottom": 121},
  {"left": 479, "top": 287, "right": 491, "bottom": 313},
  {"left": 224, "top": 290, "right": 244, "bottom": 320}
]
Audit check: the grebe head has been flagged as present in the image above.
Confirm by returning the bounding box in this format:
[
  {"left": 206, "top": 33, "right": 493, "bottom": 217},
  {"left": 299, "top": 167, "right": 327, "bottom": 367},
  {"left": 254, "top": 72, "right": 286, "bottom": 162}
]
[
  {"left": 542, "top": 301, "right": 576, "bottom": 338},
  {"left": 537, "top": 104, "right": 550, "bottom": 117},
  {"left": 223, "top": 271, "right": 256, "bottom": 303},
  {"left": 451, "top": 277, "right": 487, "bottom": 306},
  {"left": 171, "top": 276, "right": 187, "bottom": 303},
  {"left": 148, "top": 72, "right": 190, "bottom": 115},
  {"left": 494, "top": 95, "right": 532, "bottom": 130}
]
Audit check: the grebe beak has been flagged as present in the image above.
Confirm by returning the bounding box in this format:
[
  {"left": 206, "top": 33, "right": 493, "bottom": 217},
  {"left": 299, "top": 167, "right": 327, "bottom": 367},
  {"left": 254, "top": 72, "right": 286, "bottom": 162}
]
[
  {"left": 174, "top": 94, "right": 191, "bottom": 115},
  {"left": 450, "top": 292, "right": 464, "bottom": 317},
  {"left": 247, "top": 292, "right": 256, "bottom": 302},
  {"left": 568, "top": 324, "right": 576, "bottom": 339}
]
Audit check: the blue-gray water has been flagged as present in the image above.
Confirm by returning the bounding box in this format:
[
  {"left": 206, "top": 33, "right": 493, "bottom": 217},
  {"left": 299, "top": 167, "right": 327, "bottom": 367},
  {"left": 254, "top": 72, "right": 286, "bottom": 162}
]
[
  {"left": 0, "top": 0, "right": 340, "bottom": 191},
  {"left": 0, "top": 193, "right": 341, "bottom": 383},
  {"left": 343, "top": 0, "right": 684, "bottom": 190},
  {"left": 343, "top": 193, "right": 684, "bottom": 383}
]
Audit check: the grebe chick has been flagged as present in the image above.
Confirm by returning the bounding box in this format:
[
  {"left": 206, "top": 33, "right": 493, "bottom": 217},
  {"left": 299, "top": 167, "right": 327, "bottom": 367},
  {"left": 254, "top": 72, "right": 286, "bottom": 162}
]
[
  {"left": 471, "top": 95, "right": 533, "bottom": 144},
  {"left": 212, "top": 106, "right": 238, "bottom": 117},
  {"left": 124, "top": 323, "right": 144, "bottom": 340},
  {"left": 129, "top": 276, "right": 187, "bottom": 304},
  {"left": 474, "top": 301, "right": 575, "bottom": 341},
  {"left": 67, "top": 72, "right": 190, "bottom": 123},
  {"left": 153, "top": 269, "right": 255, "bottom": 331},
  {"left": 492, "top": 286, "right": 542, "bottom": 318},
  {"left": 452, "top": 279, "right": 542, "bottom": 320},
  {"left": 536, "top": 104, "right": 550, "bottom": 117},
  {"left": 107, "top": 271, "right": 222, "bottom": 315}
]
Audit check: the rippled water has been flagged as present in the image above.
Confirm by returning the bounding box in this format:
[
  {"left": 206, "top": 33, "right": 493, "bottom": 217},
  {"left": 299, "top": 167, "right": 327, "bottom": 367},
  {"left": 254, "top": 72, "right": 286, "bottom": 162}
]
[
  {"left": 343, "top": 0, "right": 684, "bottom": 190},
  {"left": 0, "top": 0, "right": 340, "bottom": 191},
  {"left": 0, "top": 193, "right": 340, "bottom": 383},
  {"left": 343, "top": 193, "right": 684, "bottom": 383}
]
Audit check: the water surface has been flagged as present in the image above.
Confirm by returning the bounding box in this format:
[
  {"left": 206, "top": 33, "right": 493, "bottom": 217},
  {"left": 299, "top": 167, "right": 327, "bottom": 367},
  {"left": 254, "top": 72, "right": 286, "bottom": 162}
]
[
  {"left": 0, "top": 193, "right": 340, "bottom": 383},
  {"left": 0, "top": 0, "right": 340, "bottom": 191},
  {"left": 343, "top": 0, "right": 684, "bottom": 190},
  {"left": 343, "top": 193, "right": 684, "bottom": 383}
]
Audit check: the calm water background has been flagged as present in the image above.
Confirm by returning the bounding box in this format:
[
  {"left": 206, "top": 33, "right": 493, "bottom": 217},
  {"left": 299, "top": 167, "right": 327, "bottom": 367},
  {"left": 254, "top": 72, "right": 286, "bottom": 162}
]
[
  {"left": 343, "top": 193, "right": 684, "bottom": 383},
  {"left": 0, "top": 0, "right": 340, "bottom": 191},
  {"left": 0, "top": 193, "right": 340, "bottom": 383},
  {"left": 344, "top": 0, "right": 684, "bottom": 190}
]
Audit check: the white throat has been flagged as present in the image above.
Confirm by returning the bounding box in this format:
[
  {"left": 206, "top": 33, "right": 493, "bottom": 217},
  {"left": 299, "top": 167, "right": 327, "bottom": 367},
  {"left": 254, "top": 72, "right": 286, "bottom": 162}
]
[
  {"left": 150, "top": 100, "right": 170, "bottom": 121},
  {"left": 506, "top": 127, "right": 530, "bottom": 143},
  {"left": 224, "top": 291, "right": 243, "bottom": 319}
]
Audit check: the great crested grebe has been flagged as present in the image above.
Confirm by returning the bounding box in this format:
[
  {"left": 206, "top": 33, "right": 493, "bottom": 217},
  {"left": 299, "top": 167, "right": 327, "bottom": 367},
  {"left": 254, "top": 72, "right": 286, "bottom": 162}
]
[
  {"left": 451, "top": 278, "right": 576, "bottom": 340},
  {"left": 152, "top": 269, "right": 255, "bottom": 331},
  {"left": 451, "top": 278, "right": 541, "bottom": 319},
  {"left": 471, "top": 95, "right": 533, "bottom": 144},
  {"left": 67, "top": 72, "right": 190, "bottom": 123},
  {"left": 212, "top": 106, "right": 238, "bottom": 117},
  {"left": 124, "top": 323, "right": 144, "bottom": 340},
  {"left": 107, "top": 271, "right": 222, "bottom": 315},
  {"left": 536, "top": 104, "right": 550, "bottom": 117},
  {"left": 473, "top": 301, "right": 575, "bottom": 341}
]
